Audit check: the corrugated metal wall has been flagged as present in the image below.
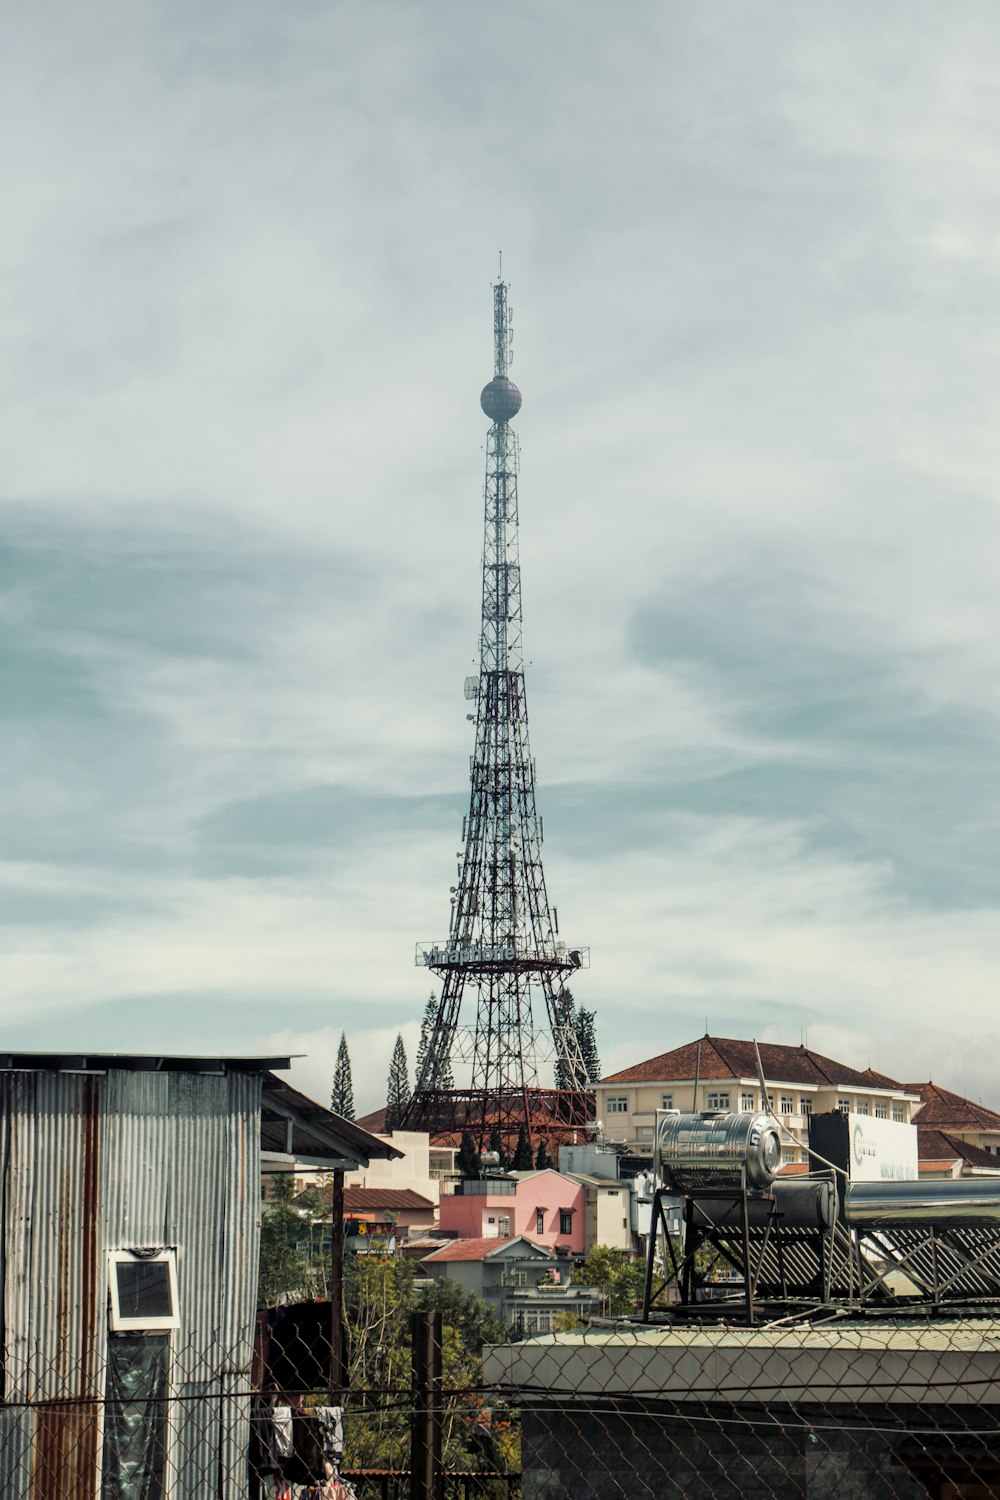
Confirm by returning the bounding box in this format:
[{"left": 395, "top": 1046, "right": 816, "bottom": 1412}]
[{"left": 0, "top": 1067, "right": 262, "bottom": 1500}]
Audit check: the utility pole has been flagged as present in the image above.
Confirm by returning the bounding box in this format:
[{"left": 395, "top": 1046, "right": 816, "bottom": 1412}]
[{"left": 409, "top": 1309, "right": 442, "bottom": 1500}]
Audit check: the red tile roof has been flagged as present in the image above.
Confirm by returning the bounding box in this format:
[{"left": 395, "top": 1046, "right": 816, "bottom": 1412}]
[
  {"left": 343, "top": 1188, "right": 434, "bottom": 1212},
  {"left": 917, "top": 1130, "right": 1000, "bottom": 1169},
  {"left": 602, "top": 1035, "right": 903, "bottom": 1092},
  {"left": 421, "top": 1236, "right": 546, "bottom": 1264},
  {"left": 906, "top": 1082, "right": 1000, "bottom": 1132}
]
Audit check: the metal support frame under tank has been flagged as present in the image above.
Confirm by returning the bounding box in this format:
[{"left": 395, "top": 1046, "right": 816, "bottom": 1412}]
[{"left": 640, "top": 1171, "right": 766, "bottom": 1326}]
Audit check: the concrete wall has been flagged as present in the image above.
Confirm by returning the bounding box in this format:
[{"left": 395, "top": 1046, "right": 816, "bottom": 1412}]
[{"left": 518, "top": 1400, "right": 965, "bottom": 1499}]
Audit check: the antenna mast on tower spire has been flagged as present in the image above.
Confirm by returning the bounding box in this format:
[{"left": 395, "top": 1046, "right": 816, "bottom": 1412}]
[{"left": 403, "top": 273, "right": 594, "bottom": 1150}]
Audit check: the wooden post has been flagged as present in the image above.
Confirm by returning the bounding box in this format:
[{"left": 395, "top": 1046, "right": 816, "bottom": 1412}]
[
  {"left": 410, "top": 1309, "right": 442, "bottom": 1500},
  {"left": 331, "top": 1168, "right": 345, "bottom": 1401}
]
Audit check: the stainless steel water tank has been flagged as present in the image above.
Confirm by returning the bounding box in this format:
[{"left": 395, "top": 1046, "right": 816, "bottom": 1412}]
[
  {"left": 689, "top": 1178, "right": 836, "bottom": 1231},
  {"left": 656, "top": 1111, "right": 781, "bottom": 1191}
]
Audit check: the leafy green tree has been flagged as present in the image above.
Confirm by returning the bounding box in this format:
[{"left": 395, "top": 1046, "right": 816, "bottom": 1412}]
[
  {"left": 573, "top": 1245, "right": 646, "bottom": 1317},
  {"left": 457, "top": 1130, "right": 481, "bottom": 1177},
  {"left": 331, "top": 1031, "right": 355, "bottom": 1119},
  {"left": 384, "top": 1033, "right": 411, "bottom": 1130},
  {"left": 574, "top": 1007, "right": 601, "bottom": 1083},
  {"left": 535, "top": 1138, "right": 553, "bottom": 1170},
  {"left": 416, "top": 1275, "right": 509, "bottom": 1352},
  {"left": 257, "top": 1174, "right": 308, "bottom": 1308},
  {"left": 512, "top": 1125, "right": 533, "bottom": 1170},
  {"left": 342, "top": 1257, "right": 517, "bottom": 1480}
]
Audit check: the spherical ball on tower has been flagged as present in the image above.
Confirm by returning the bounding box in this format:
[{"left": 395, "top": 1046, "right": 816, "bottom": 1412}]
[{"left": 480, "top": 376, "right": 522, "bottom": 423}]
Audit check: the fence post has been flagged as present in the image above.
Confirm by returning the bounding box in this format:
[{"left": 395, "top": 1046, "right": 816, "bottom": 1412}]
[
  {"left": 410, "top": 1309, "right": 442, "bottom": 1500},
  {"left": 331, "top": 1168, "right": 345, "bottom": 1400}
]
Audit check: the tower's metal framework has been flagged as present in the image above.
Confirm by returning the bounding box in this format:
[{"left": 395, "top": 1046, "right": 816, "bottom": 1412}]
[{"left": 402, "top": 277, "right": 594, "bottom": 1150}]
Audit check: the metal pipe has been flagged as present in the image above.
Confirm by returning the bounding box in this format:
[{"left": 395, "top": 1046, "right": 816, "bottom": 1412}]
[{"left": 845, "top": 1178, "right": 1000, "bottom": 1225}]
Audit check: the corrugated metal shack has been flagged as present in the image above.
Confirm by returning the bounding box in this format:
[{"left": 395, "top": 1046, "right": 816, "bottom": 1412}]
[{"left": 0, "top": 1052, "right": 396, "bottom": 1500}]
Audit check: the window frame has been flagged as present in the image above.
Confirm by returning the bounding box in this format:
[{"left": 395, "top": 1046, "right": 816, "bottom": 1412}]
[
  {"left": 558, "top": 1210, "right": 574, "bottom": 1237},
  {"left": 606, "top": 1097, "right": 628, "bottom": 1114},
  {"left": 706, "top": 1090, "right": 730, "bottom": 1112},
  {"left": 108, "top": 1250, "right": 180, "bottom": 1333}
]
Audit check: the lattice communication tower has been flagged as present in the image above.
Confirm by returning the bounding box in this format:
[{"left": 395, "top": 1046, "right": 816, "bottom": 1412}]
[{"left": 402, "top": 276, "right": 594, "bottom": 1150}]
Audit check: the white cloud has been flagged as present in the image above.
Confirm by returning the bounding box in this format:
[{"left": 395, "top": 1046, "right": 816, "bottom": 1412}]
[{"left": 2, "top": 1, "right": 1000, "bottom": 1111}]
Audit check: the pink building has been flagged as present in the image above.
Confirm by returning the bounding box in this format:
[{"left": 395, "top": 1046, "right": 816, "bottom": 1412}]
[{"left": 438, "top": 1169, "right": 586, "bottom": 1254}]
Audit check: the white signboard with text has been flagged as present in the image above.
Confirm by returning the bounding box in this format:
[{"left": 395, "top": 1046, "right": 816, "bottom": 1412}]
[{"left": 848, "top": 1114, "right": 919, "bottom": 1181}]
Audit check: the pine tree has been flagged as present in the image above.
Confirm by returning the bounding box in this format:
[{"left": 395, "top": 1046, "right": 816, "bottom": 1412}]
[
  {"left": 330, "top": 1032, "right": 355, "bottom": 1120},
  {"left": 487, "top": 1124, "right": 509, "bottom": 1171},
  {"left": 512, "top": 1125, "right": 533, "bottom": 1171},
  {"left": 415, "top": 994, "right": 435, "bottom": 1084},
  {"left": 553, "top": 987, "right": 577, "bottom": 1090},
  {"left": 457, "top": 1130, "right": 481, "bottom": 1177},
  {"left": 535, "top": 1139, "right": 553, "bottom": 1170},
  {"left": 384, "top": 1033, "right": 411, "bottom": 1131},
  {"left": 574, "top": 1007, "right": 602, "bottom": 1084},
  {"left": 438, "top": 1038, "right": 454, "bottom": 1091},
  {"left": 415, "top": 992, "right": 454, "bottom": 1090}
]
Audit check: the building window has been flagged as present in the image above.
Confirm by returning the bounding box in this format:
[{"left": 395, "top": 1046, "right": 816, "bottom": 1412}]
[
  {"left": 874, "top": 1102, "right": 888, "bottom": 1120},
  {"left": 706, "top": 1091, "right": 730, "bottom": 1111},
  {"left": 856, "top": 1101, "right": 869, "bottom": 1117},
  {"left": 660, "top": 1093, "right": 673, "bottom": 1109},
  {"left": 740, "top": 1092, "right": 755, "bottom": 1112},
  {"left": 780, "top": 1095, "right": 794, "bottom": 1116},
  {"left": 800, "top": 1151, "right": 810, "bottom": 1164},
  {"left": 800, "top": 1098, "right": 812, "bottom": 1116},
  {"left": 892, "top": 1105, "right": 904, "bottom": 1123},
  {"left": 108, "top": 1251, "right": 179, "bottom": 1332},
  {"left": 498, "top": 1216, "right": 511, "bottom": 1236},
  {"left": 535, "top": 1209, "right": 544, "bottom": 1235},
  {"left": 837, "top": 1099, "right": 850, "bottom": 1115},
  {"left": 559, "top": 1211, "right": 574, "bottom": 1236},
  {"left": 606, "top": 1097, "right": 628, "bottom": 1114}
]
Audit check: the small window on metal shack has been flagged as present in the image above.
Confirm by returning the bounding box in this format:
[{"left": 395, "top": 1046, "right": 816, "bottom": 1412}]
[{"left": 108, "top": 1250, "right": 180, "bottom": 1332}]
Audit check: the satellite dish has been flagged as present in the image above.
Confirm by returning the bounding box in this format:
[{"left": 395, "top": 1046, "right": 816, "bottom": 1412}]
[{"left": 464, "top": 676, "right": 480, "bottom": 701}]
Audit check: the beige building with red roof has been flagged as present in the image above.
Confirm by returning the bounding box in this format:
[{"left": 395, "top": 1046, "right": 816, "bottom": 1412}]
[
  {"left": 906, "top": 1081, "right": 1000, "bottom": 1154},
  {"left": 596, "top": 1034, "right": 920, "bottom": 1164}
]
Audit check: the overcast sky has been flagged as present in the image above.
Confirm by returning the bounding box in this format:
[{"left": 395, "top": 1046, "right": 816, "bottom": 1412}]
[{"left": 3, "top": 2, "right": 1000, "bottom": 1113}]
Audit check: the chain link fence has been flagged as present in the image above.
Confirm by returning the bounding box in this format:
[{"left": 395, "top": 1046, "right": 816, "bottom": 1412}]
[{"left": 3, "top": 1304, "right": 1000, "bottom": 1497}]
